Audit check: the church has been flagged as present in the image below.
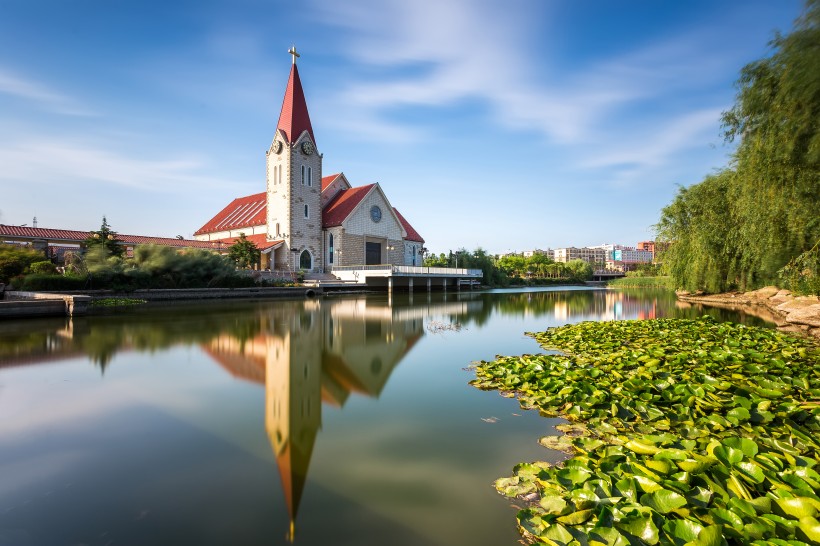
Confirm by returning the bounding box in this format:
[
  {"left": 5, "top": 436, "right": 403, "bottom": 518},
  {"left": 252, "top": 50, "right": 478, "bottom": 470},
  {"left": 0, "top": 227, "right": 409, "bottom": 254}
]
[{"left": 194, "top": 49, "right": 425, "bottom": 274}]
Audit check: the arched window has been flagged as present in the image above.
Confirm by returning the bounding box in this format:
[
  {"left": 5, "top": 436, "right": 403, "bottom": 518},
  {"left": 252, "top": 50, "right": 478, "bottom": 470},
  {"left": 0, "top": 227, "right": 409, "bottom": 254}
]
[
  {"left": 299, "top": 250, "right": 312, "bottom": 270},
  {"left": 304, "top": 204, "right": 309, "bottom": 218},
  {"left": 307, "top": 166, "right": 312, "bottom": 187},
  {"left": 301, "top": 165, "right": 305, "bottom": 185},
  {"left": 275, "top": 223, "right": 280, "bottom": 236},
  {"left": 328, "top": 233, "right": 334, "bottom": 264},
  {"left": 278, "top": 164, "right": 282, "bottom": 184}
]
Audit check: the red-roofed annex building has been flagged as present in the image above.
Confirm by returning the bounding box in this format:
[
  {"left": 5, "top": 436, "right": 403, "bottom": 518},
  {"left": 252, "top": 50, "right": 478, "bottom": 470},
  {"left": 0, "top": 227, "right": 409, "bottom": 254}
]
[{"left": 193, "top": 51, "right": 425, "bottom": 273}]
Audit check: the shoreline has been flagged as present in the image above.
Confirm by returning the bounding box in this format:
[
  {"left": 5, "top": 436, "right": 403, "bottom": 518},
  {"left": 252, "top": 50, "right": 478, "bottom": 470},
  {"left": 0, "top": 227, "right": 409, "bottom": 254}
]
[{"left": 676, "top": 286, "right": 820, "bottom": 340}]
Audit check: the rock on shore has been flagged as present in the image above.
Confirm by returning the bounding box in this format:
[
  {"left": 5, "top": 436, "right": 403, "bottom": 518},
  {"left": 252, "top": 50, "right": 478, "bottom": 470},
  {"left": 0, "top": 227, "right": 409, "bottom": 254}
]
[{"left": 676, "top": 286, "right": 820, "bottom": 341}]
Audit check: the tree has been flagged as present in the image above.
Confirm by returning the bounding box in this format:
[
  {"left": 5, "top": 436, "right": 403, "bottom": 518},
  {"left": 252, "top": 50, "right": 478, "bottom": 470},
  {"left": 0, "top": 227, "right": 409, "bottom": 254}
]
[
  {"left": 497, "top": 254, "right": 527, "bottom": 277},
  {"left": 84, "top": 216, "right": 125, "bottom": 259},
  {"left": 228, "top": 234, "right": 260, "bottom": 269},
  {"left": 564, "top": 259, "right": 593, "bottom": 281},
  {"left": 424, "top": 253, "right": 449, "bottom": 267},
  {"left": 0, "top": 244, "right": 46, "bottom": 283},
  {"left": 657, "top": 1, "right": 820, "bottom": 292},
  {"left": 527, "top": 253, "right": 554, "bottom": 278}
]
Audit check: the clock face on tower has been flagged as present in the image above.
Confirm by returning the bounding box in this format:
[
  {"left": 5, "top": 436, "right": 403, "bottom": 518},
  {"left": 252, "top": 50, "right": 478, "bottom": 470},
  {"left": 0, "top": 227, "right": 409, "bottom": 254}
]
[
  {"left": 272, "top": 141, "right": 283, "bottom": 154},
  {"left": 301, "top": 141, "right": 314, "bottom": 155},
  {"left": 370, "top": 206, "right": 382, "bottom": 223}
]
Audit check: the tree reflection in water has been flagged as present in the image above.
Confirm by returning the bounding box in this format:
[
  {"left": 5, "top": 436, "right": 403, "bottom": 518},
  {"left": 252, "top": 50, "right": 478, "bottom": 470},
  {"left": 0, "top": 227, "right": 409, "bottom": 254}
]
[{"left": 0, "top": 288, "right": 774, "bottom": 541}]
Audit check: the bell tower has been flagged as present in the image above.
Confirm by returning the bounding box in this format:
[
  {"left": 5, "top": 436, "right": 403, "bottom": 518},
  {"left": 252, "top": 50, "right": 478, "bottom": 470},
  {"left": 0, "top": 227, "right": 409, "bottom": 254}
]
[{"left": 266, "top": 47, "right": 323, "bottom": 273}]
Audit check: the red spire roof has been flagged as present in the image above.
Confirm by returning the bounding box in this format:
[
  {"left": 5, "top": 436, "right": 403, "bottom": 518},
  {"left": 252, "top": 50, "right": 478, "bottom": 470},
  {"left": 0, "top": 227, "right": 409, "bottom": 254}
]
[{"left": 276, "top": 64, "right": 315, "bottom": 145}]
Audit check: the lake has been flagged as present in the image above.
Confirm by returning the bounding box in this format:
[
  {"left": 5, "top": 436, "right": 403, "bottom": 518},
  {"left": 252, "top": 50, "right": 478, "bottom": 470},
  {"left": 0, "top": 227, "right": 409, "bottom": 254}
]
[{"left": 0, "top": 287, "right": 772, "bottom": 546}]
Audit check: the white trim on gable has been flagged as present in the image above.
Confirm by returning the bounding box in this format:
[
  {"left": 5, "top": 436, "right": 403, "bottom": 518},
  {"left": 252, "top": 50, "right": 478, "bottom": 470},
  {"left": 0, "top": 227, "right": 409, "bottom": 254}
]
[{"left": 338, "top": 183, "right": 408, "bottom": 239}]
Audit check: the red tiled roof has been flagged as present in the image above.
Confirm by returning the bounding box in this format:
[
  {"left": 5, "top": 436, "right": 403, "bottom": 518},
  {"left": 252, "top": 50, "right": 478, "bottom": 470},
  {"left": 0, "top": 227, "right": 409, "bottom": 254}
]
[
  {"left": 0, "top": 225, "right": 90, "bottom": 241},
  {"left": 277, "top": 64, "right": 315, "bottom": 145},
  {"left": 118, "top": 234, "right": 220, "bottom": 248},
  {"left": 211, "top": 233, "right": 282, "bottom": 251},
  {"left": 322, "top": 184, "right": 375, "bottom": 227},
  {"left": 321, "top": 173, "right": 340, "bottom": 191},
  {"left": 0, "top": 224, "right": 224, "bottom": 249},
  {"left": 194, "top": 192, "right": 266, "bottom": 235},
  {"left": 393, "top": 208, "right": 425, "bottom": 243}
]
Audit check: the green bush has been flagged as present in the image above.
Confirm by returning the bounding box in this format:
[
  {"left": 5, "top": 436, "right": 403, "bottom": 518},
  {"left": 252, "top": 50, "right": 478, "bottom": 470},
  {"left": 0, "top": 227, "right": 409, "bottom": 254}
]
[
  {"left": 29, "top": 261, "right": 57, "bottom": 274},
  {"left": 0, "top": 244, "right": 46, "bottom": 282},
  {"left": 608, "top": 276, "right": 674, "bottom": 289},
  {"left": 779, "top": 240, "right": 820, "bottom": 296},
  {"left": 16, "top": 274, "right": 88, "bottom": 291}
]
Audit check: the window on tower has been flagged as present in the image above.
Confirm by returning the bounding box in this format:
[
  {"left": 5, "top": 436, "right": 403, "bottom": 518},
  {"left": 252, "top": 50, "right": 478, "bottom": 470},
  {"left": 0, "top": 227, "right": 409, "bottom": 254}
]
[
  {"left": 307, "top": 166, "right": 312, "bottom": 187},
  {"left": 304, "top": 204, "right": 309, "bottom": 218},
  {"left": 301, "top": 165, "right": 305, "bottom": 185}
]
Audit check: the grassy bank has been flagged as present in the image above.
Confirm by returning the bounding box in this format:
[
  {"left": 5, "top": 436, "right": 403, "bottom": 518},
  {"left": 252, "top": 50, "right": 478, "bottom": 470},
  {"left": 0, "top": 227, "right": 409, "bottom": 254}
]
[
  {"left": 608, "top": 275, "right": 675, "bottom": 289},
  {"left": 471, "top": 317, "right": 820, "bottom": 545}
]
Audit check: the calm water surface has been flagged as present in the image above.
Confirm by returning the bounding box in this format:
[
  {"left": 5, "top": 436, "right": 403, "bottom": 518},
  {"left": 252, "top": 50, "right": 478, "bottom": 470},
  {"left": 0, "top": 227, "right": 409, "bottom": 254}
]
[{"left": 0, "top": 287, "right": 772, "bottom": 546}]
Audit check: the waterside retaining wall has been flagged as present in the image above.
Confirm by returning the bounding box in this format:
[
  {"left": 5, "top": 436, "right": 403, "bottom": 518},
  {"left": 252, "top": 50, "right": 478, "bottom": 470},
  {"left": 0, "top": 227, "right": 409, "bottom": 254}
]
[
  {"left": 0, "top": 286, "right": 321, "bottom": 320},
  {"left": 677, "top": 286, "right": 820, "bottom": 341}
]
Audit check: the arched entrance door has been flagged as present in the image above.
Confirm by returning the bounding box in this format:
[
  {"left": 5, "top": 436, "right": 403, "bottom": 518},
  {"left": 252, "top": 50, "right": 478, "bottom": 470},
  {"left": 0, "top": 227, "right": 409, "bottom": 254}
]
[{"left": 299, "top": 250, "right": 312, "bottom": 271}]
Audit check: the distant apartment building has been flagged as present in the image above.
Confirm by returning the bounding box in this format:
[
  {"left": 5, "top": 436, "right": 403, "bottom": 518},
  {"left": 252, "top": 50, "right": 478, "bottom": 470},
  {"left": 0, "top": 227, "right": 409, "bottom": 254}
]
[
  {"left": 553, "top": 246, "right": 607, "bottom": 265},
  {"left": 605, "top": 248, "right": 654, "bottom": 271},
  {"left": 637, "top": 241, "right": 669, "bottom": 258},
  {"left": 522, "top": 248, "right": 554, "bottom": 259},
  {"left": 636, "top": 241, "right": 655, "bottom": 253},
  {"left": 614, "top": 249, "right": 653, "bottom": 263}
]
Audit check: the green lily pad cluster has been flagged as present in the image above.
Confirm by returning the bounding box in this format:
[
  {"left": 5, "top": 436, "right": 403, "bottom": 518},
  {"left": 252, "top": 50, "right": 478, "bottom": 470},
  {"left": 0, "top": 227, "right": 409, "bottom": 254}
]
[
  {"left": 90, "top": 297, "right": 147, "bottom": 307},
  {"left": 471, "top": 317, "right": 820, "bottom": 545}
]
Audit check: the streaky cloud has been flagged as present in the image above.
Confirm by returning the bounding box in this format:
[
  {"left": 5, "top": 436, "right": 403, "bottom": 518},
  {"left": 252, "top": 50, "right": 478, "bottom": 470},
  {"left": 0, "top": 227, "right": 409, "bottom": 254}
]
[{"left": 0, "top": 67, "right": 98, "bottom": 117}]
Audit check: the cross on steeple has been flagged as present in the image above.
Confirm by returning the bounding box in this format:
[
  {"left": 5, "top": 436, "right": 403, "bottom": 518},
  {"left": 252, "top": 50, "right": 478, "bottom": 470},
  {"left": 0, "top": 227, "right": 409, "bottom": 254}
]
[{"left": 288, "top": 45, "right": 300, "bottom": 65}]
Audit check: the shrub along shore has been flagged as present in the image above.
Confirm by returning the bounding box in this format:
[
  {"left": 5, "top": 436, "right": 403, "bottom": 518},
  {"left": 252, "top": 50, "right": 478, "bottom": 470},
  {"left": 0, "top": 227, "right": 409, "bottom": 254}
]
[{"left": 471, "top": 317, "right": 820, "bottom": 545}]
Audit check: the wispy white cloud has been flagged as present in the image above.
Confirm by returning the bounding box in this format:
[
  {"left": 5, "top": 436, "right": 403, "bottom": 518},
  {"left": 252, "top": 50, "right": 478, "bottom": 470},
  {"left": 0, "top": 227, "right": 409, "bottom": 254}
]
[
  {"left": 581, "top": 108, "right": 725, "bottom": 170},
  {"left": 0, "top": 67, "right": 97, "bottom": 116},
  {"left": 311, "top": 0, "right": 733, "bottom": 169},
  {"left": 0, "top": 136, "right": 246, "bottom": 193}
]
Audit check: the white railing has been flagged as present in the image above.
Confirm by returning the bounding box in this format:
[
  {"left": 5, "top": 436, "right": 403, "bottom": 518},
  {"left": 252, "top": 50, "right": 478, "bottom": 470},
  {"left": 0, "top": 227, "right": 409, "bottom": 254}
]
[
  {"left": 332, "top": 264, "right": 392, "bottom": 272},
  {"left": 331, "top": 265, "right": 483, "bottom": 277}
]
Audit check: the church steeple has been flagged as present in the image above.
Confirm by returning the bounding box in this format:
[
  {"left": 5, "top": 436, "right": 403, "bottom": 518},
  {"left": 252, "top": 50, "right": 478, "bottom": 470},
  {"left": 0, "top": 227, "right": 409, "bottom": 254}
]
[{"left": 276, "top": 48, "right": 315, "bottom": 145}]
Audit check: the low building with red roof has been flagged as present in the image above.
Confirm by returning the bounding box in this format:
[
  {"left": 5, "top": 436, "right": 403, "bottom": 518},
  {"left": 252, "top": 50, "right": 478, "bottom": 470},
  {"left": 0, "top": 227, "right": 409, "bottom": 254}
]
[
  {"left": 193, "top": 51, "right": 425, "bottom": 273},
  {"left": 0, "top": 223, "right": 228, "bottom": 260}
]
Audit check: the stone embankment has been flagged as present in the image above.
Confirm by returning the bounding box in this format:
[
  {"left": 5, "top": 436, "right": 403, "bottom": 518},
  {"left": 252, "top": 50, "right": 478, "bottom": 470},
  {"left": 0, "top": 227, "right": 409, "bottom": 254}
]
[{"left": 677, "top": 286, "right": 820, "bottom": 341}]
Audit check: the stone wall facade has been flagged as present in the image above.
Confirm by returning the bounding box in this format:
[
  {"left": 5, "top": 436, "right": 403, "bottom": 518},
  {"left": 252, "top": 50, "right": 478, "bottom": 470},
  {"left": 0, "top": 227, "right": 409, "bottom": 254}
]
[{"left": 266, "top": 131, "right": 324, "bottom": 272}]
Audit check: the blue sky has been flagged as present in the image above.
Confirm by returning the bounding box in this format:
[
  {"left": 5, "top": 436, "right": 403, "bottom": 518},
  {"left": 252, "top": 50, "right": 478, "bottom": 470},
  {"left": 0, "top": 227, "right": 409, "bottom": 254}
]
[{"left": 0, "top": 0, "right": 804, "bottom": 254}]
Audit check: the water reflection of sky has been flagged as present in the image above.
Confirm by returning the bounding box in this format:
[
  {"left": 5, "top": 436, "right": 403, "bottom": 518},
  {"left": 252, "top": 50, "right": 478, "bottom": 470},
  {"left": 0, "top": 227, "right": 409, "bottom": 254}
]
[{"left": 0, "top": 289, "right": 774, "bottom": 545}]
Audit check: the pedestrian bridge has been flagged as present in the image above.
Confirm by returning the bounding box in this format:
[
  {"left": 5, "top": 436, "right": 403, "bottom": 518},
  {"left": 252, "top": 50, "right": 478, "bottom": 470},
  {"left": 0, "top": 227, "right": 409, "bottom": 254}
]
[
  {"left": 591, "top": 270, "right": 626, "bottom": 281},
  {"left": 330, "top": 265, "right": 483, "bottom": 292}
]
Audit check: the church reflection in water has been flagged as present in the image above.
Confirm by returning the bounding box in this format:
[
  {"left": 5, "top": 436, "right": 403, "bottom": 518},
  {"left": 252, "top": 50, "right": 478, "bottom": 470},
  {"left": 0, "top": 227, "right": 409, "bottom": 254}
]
[
  {"left": 201, "top": 298, "right": 430, "bottom": 540},
  {"left": 0, "top": 289, "right": 687, "bottom": 541}
]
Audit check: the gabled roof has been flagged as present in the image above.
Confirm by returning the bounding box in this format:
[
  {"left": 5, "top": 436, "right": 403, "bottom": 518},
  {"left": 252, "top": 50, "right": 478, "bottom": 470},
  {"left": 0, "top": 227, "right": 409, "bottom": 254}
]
[
  {"left": 322, "top": 184, "right": 376, "bottom": 227},
  {"left": 193, "top": 192, "right": 266, "bottom": 236},
  {"left": 393, "top": 208, "right": 425, "bottom": 243},
  {"left": 321, "top": 173, "right": 341, "bottom": 191},
  {"left": 276, "top": 64, "right": 315, "bottom": 145}
]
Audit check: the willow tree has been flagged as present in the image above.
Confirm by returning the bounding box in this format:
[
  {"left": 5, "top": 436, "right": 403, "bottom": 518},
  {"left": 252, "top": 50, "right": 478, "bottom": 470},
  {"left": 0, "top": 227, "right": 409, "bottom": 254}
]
[{"left": 658, "top": 0, "right": 820, "bottom": 292}]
